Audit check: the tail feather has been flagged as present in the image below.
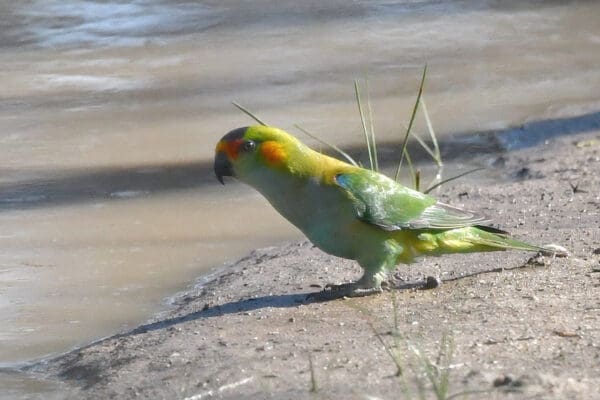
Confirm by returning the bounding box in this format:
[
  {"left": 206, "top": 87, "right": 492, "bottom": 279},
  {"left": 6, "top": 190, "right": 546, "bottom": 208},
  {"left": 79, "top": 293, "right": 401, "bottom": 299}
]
[
  {"left": 466, "top": 232, "right": 543, "bottom": 252},
  {"left": 539, "top": 243, "right": 570, "bottom": 257},
  {"left": 475, "top": 224, "right": 510, "bottom": 235},
  {"left": 466, "top": 228, "right": 569, "bottom": 257}
]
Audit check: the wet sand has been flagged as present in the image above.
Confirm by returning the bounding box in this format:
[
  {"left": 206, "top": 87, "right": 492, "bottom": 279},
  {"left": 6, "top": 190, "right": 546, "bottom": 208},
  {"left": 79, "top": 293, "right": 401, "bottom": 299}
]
[{"left": 25, "top": 128, "right": 600, "bottom": 399}]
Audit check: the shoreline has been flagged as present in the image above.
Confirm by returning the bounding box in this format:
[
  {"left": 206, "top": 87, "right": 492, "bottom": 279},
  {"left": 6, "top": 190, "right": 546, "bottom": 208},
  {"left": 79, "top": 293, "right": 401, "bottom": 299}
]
[{"left": 27, "top": 130, "right": 600, "bottom": 399}]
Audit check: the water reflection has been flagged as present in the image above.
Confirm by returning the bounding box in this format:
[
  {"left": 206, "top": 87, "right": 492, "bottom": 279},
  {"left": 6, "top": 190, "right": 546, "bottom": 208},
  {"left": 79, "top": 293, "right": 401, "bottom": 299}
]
[{"left": 2, "top": 1, "right": 217, "bottom": 48}]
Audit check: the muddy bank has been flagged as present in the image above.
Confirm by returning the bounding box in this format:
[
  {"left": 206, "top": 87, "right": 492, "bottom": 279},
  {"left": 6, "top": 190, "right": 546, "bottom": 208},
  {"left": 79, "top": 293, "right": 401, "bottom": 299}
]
[{"left": 28, "top": 130, "right": 600, "bottom": 399}]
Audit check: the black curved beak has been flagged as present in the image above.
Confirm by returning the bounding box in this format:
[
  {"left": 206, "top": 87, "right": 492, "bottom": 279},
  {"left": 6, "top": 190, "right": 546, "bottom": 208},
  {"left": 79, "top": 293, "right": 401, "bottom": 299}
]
[{"left": 214, "top": 151, "right": 233, "bottom": 185}]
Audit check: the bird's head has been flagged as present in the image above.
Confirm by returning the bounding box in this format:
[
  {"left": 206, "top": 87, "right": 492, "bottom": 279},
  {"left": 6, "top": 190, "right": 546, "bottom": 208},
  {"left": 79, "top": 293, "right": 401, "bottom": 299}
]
[{"left": 214, "top": 125, "right": 303, "bottom": 184}]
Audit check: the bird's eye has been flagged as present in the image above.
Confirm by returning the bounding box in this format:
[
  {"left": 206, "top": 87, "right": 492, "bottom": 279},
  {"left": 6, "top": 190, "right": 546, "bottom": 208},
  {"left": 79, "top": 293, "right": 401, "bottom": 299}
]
[{"left": 241, "top": 140, "right": 256, "bottom": 152}]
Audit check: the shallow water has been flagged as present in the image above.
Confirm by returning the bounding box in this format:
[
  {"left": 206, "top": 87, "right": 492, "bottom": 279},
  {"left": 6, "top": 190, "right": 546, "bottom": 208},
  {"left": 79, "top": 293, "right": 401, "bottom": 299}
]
[{"left": 1, "top": 0, "right": 600, "bottom": 396}]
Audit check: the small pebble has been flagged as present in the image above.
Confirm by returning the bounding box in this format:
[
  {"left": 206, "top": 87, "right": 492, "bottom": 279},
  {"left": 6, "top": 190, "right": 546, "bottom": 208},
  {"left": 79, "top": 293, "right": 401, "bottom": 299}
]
[
  {"left": 256, "top": 344, "right": 273, "bottom": 351},
  {"left": 493, "top": 375, "right": 523, "bottom": 387},
  {"left": 553, "top": 330, "right": 579, "bottom": 338},
  {"left": 526, "top": 254, "right": 548, "bottom": 266},
  {"left": 422, "top": 276, "right": 442, "bottom": 290}
]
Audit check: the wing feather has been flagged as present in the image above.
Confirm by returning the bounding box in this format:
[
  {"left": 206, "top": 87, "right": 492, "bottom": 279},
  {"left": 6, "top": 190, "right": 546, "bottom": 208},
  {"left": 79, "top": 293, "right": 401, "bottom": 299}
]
[{"left": 334, "top": 170, "right": 490, "bottom": 231}]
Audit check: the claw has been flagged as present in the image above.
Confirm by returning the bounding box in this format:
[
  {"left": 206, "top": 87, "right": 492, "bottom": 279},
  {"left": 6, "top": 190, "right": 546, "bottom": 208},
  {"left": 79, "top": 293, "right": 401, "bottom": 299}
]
[
  {"left": 324, "top": 282, "right": 354, "bottom": 291},
  {"left": 309, "top": 282, "right": 383, "bottom": 301}
]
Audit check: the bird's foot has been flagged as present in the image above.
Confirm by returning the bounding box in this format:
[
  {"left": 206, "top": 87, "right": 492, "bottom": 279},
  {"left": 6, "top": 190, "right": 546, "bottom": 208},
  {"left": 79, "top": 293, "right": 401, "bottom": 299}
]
[{"left": 309, "top": 282, "right": 383, "bottom": 301}]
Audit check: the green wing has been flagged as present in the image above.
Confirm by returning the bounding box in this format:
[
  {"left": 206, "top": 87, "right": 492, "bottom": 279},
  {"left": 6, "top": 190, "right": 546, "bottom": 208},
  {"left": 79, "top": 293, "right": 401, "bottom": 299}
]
[{"left": 334, "top": 170, "right": 491, "bottom": 231}]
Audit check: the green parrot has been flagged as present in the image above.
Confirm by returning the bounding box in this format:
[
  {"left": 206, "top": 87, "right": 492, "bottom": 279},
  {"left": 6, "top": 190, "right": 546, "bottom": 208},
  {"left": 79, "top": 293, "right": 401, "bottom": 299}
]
[{"left": 214, "top": 125, "right": 565, "bottom": 298}]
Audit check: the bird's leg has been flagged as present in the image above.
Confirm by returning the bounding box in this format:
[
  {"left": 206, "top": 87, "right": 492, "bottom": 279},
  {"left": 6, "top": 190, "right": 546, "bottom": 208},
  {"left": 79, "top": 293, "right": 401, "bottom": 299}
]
[
  {"left": 312, "top": 240, "right": 403, "bottom": 301},
  {"left": 321, "top": 270, "right": 387, "bottom": 298}
]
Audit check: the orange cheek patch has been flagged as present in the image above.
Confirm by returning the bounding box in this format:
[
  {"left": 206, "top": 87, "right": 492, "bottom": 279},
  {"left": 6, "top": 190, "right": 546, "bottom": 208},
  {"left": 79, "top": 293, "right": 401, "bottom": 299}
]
[
  {"left": 260, "top": 141, "right": 287, "bottom": 165},
  {"left": 216, "top": 139, "right": 243, "bottom": 160}
]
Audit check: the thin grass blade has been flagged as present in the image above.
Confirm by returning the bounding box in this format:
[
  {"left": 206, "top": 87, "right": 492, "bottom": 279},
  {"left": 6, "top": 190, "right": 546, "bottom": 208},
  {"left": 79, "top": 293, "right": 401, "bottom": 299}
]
[
  {"left": 403, "top": 147, "right": 417, "bottom": 189},
  {"left": 355, "top": 80, "right": 374, "bottom": 171},
  {"left": 365, "top": 78, "right": 379, "bottom": 172},
  {"left": 426, "top": 166, "right": 444, "bottom": 194},
  {"left": 395, "top": 64, "right": 428, "bottom": 181},
  {"left": 293, "top": 124, "right": 359, "bottom": 167},
  {"left": 415, "top": 169, "right": 421, "bottom": 192},
  {"left": 423, "top": 167, "right": 485, "bottom": 194},
  {"left": 231, "top": 102, "right": 268, "bottom": 126},
  {"left": 420, "top": 96, "right": 442, "bottom": 166},
  {"left": 308, "top": 354, "right": 318, "bottom": 393},
  {"left": 406, "top": 126, "right": 437, "bottom": 160},
  {"left": 446, "top": 389, "right": 498, "bottom": 399}
]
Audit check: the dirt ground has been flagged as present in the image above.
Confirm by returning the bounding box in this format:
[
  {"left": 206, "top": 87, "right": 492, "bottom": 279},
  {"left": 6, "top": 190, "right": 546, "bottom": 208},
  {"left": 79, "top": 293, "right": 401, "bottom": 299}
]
[{"left": 28, "top": 129, "right": 600, "bottom": 399}]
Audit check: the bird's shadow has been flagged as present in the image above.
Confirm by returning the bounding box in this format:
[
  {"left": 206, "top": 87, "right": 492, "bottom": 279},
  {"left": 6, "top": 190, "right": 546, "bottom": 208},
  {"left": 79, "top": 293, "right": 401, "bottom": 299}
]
[
  {"left": 122, "top": 291, "right": 317, "bottom": 337},
  {"left": 120, "top": 281, "right": 428, "bottom": 339}
]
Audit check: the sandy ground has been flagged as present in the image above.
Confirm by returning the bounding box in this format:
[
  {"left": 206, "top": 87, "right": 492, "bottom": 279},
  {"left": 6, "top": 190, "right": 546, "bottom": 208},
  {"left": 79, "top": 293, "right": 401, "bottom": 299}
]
[{"left": 26, "top": 129, "right": 600, "bottom": 399}]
